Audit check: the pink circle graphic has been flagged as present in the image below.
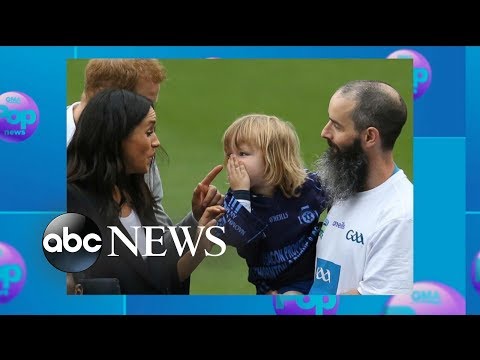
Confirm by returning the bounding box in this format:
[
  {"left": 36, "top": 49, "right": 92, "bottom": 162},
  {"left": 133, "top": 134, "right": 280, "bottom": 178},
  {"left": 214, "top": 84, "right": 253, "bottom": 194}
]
[
  {"left": 273, "top": 295, "right": 339, "bottom": 315},
  {"left": 0, "top": 91, "right": 40, "bottom": 142},
  {"left": 471, "top": 252, "right": 480, "bottom": 293},
  {"left": 384, "top": 281, "right": 465, "bottom": 315},
  {"left": 0, "top": 242, "right": 27, "bottom": 304},
  {"left": 387, "top": 49, "right": 432, "bottom": 100}
]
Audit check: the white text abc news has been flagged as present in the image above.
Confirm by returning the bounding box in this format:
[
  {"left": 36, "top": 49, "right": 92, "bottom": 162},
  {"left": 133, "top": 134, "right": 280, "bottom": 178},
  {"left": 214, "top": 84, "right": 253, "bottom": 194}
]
[{"left": 43, "top": 225, "right": 227, "bottom": 257}]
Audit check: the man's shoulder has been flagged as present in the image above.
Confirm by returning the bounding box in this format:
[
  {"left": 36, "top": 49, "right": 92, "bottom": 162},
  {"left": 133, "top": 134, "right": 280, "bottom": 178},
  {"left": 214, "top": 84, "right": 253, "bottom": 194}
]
[
  {"left": 340, "top": 173, "right": 413, "bottom": 223},
  {"left": 66, "top": 101, "right": 81, "bottom": 113},
  {"left": 391, "top": 172, "right": 413, "bottom": 214},
  {"left": 379, "top": 178, "right": 413, "bottom": 223}
]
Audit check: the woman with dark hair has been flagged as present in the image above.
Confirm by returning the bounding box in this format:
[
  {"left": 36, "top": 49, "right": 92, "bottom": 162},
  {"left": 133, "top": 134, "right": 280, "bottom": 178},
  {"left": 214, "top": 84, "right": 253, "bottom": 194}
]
[{"left": 67, "top": 89, "right": 224, "bottom": 294}]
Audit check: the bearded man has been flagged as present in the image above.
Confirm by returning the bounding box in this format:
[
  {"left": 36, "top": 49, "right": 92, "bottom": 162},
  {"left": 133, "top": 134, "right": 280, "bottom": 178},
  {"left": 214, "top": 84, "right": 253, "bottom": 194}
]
[{"left": 310, "top": 80, "right": 413, "bottom": 295}]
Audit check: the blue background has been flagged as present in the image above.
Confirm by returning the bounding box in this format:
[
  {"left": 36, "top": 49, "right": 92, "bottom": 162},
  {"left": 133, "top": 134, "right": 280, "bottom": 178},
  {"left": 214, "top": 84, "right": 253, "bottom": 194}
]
[
  {"left": 466, "top": 47, "right": 480, "bottom": 314},
  {"left": 0, "top": 46, "right": 473, "bottom": 315}
]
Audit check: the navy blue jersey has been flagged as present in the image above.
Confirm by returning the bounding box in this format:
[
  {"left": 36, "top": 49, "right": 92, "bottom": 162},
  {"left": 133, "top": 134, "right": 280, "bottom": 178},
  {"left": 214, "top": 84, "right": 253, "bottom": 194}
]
[{"left": 214, "top": 172, "right": 328, "bottom": 294}]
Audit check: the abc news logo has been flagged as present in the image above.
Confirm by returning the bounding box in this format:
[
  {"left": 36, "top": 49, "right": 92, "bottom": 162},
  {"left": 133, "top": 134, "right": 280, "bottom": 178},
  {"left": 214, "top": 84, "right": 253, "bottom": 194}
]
[
  {"left": 42, "top": 213, "right": 102, "bottom": 272},
  {"left": 42, "top": 213, "right": 226, "bottom": 273}
]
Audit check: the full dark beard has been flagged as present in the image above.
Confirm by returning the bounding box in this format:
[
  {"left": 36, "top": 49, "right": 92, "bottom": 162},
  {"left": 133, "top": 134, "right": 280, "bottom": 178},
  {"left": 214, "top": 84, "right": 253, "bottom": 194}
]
[{"left": 314, "top": 138, "right": 368, "bottom": 206}]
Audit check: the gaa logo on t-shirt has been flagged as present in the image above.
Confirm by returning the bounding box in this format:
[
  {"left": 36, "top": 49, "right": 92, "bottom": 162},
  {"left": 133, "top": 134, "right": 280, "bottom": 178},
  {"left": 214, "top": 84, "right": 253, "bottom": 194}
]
[{"left": 310, "top": 258, "right": 340, "bottom": 295}]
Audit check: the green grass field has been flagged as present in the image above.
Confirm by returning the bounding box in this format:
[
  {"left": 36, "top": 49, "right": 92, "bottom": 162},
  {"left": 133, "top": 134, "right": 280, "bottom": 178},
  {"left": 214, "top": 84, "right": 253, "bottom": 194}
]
[{"left": 67, "top": 59, "right": 413, "bottom": 294}]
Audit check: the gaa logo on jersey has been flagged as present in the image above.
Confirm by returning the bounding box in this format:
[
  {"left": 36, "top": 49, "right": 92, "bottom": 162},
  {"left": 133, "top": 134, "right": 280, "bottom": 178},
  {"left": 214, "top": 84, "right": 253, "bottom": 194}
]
[
  {"left": 0, "top": 91, "right": 40, "bottom": 143},
  {"left": 298, "top": 205, "right": 318, "bottom": 224},
  {"left": 384, "top": 281, "right": 465, "bottom": 315}
]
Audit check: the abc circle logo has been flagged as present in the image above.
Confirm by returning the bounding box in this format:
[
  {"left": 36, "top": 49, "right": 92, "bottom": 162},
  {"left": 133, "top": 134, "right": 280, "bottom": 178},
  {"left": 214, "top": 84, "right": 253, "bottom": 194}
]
[{"left": 42, "top": 213, "right": 102, "bottom": 273}]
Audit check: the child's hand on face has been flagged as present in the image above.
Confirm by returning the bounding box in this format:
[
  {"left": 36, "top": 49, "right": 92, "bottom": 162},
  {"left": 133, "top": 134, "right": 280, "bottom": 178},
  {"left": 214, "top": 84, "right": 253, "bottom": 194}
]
[{"left": 227, "top": 155, "right": 250, "bottom": 191}]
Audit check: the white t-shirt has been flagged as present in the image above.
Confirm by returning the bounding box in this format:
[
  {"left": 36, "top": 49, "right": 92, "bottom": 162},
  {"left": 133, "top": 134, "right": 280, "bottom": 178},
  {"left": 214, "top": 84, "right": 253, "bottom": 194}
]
[
  {"left": 66, "top": 101, "right": 80, "bottom": 145},
  {"left": 310, "top": 169, "right": 413, "bottom": 295}
]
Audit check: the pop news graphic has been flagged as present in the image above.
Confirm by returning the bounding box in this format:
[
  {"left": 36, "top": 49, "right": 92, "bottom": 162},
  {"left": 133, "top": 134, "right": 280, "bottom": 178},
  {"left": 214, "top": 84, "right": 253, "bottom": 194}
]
[
  {"left": 387, "top": 49, "right": 432, "bottom": 100},
  {"left": 471, "top": 252, "right": 480, "bottom": 294},
  {"left": 273, "top": 295, "right": 339, "bottom": 315},
  {"left": 384, "top": 281, "right": 465, "bottom": 315},
  {"left": 0, "top": 91, "right": 39, "bottom": 142},
  {"left": 0, "top": 242, "right": 27, "bottom": 303}
]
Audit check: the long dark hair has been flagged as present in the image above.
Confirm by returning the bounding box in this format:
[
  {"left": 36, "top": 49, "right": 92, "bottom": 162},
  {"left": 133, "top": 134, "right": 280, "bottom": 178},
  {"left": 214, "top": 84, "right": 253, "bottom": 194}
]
[{"left": 67, "top": 89, "right": 154, "bottom": 219}]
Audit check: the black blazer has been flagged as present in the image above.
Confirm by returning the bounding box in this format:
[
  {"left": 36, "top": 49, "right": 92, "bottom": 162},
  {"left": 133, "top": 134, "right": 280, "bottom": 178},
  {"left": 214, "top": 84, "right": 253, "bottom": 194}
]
[{"left": 67, "top": 183, "right": 190, "bottom": 295}]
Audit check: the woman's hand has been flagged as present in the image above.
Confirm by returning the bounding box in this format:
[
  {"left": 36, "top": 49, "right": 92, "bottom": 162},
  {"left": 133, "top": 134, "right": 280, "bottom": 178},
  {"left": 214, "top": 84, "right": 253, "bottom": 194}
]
[
  {"left": 177, "top": 205, "right": 225, "bottom": 282},
  {"left": 197, "top": 205, "right": 225, "bottom": 253},
  {"left": 192, "top": 165, "right": 224, "bottom": 221}
]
